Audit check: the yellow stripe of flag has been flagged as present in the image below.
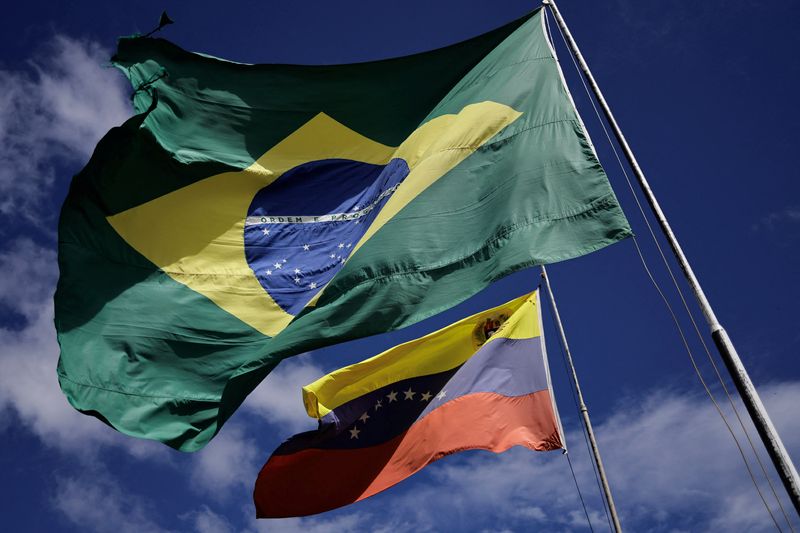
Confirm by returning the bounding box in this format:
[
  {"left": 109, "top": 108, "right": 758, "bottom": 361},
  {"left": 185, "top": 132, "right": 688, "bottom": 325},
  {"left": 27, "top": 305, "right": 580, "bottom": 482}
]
[{"left": 302, "top": 290, "right": 539, "bottom": 419}]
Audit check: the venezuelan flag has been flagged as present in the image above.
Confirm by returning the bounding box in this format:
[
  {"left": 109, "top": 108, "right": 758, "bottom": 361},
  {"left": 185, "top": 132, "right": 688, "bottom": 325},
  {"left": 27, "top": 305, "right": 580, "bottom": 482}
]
[
  {"left": 254, "top": 291, "right": 563, "bottom": 517},
  {"left": 55, "top": 8, "right": 629, "bottom": 451}
]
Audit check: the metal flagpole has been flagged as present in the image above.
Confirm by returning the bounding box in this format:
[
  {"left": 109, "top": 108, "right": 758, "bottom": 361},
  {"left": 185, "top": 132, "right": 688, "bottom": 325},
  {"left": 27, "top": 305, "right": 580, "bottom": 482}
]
[
  {"left": 540, "top": 265, "right": 623, "bottom": 532},
  {"left": 543, "top": 0, "right": 800, "bottom": 516}
]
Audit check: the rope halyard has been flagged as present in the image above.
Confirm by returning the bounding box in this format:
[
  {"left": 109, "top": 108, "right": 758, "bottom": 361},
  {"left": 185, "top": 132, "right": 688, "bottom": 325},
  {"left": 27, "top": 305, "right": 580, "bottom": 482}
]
[{"left": 566, "top": 449, "right": 596, "bottom": 532}]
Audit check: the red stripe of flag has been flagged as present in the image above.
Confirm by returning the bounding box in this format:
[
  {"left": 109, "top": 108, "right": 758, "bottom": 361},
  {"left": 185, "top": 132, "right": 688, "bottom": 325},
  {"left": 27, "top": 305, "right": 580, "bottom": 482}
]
[{"left": 255, "top": 389, "right": 562, "bottom": 518}]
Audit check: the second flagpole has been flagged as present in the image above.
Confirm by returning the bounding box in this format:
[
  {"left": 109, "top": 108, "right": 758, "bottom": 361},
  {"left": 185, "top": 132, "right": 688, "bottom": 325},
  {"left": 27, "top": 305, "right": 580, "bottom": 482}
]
[{"left": 540, "top": 265, "right": 623, "bottom": 532}]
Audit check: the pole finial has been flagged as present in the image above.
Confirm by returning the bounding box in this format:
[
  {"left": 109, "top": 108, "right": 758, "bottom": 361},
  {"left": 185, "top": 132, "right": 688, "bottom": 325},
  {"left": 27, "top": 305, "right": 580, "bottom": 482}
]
[{"left": 143, "top": 10, "right": 175, "bottom": 38}]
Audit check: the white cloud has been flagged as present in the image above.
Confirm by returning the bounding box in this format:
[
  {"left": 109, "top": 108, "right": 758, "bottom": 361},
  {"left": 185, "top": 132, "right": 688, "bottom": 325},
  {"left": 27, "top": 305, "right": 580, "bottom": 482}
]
[
  {"left": 597, "top": 384, "right": 799, "bottom": 532},
  {"left": 252, "top": 512, "right": 388, "bottom": 533},
  {"left": 269, "top": 382, "right": 800, "bottom": 533},
  {"left": 182, "top": 506, "right": 235, "bottom": 533},
  {"left": 513, "top": 505, "right": 547, "bottom": 521},
  {"left": 0, "top": 237, "right": 57, "bottom": 319},
  {"left": 0, "top": 35, "right": 166, "bottom": 462},
  {"left": 190, "top": 424, "right": 261, "bottom": 498},
  {"left": 0, "top": 34, "right": 129, "bottom": 223},
  {"left": 0, "top": 238, "right": 167, "bottom": 461},
  {"left": 53, "top": 471, "right": 174, "bottom": 533},
  {"left": 243, "top": 357, "right": 327, "bottom": 433},
  {"left": 752, "top": 207, "right": 800, "bottom": 232},
  {"left": 54, "top": 470, "right": 242, "bottom": 533}
]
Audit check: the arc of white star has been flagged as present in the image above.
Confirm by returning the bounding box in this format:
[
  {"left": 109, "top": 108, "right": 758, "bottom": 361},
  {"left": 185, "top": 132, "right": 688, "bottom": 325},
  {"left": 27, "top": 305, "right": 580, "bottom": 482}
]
[
  {"left": 265, "top": 270, "right": 272, "bottom": 276},
  {"left": 338, "top": 243, "right": 344, "bottom": 249},
  {"left": 346, "top": 243, "right": 352, "bottom": 248},
  {"left": 282, "top": 258, "right": 287, "bottom": 263},
  {"left": 352, "top": 205, "right": 359, "bottom": 211},
  {"left": 403, "top": 387, "right": 415, "bottom": 400},
  {"left": 273, "top": 262, "right": 281, "bottom": 269},
  {"left": 294, "top": 268, "right": 301, "bottom": 274},
  {"left": 420, "top": 391, "right": 432, "bottom": 401},
  {"left": 349, "top": 427, "right": 360, "bottom": 439},
  {"left": 386, "top": 391, "right": 398, "bottom": 403},
  {"left": 374, "top": 399, "right": 383, "bottom": 411},
  {"left": 359, "top": 412, "right": 370, "bottom": 423},
  {"left": 293, "top": 276, "right": 300, "bottom": 284},
  {"left": 262, "top": 228, "right": 270, "bottom": 236},
  {"left": 329, "top": 253, "right": 336, "bottom": 259},
  {"left": 302, "top": 244, "right": 310, "bottom": 251},
  {"left": 309, "top": 282, "right": 317, "bottom": 289},
  {"left": 436, "top": 390, "right": 447, "bottom": 401}
]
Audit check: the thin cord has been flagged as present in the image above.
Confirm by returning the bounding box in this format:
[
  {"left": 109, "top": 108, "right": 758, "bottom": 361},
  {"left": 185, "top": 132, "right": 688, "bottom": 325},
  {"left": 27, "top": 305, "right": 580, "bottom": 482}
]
[
  {"left": 566, "top": 450, "right": 596, "bottom": 532},
  {"left": 629, "top": 240, "right": 784, "bottom": 533},
  {"left": 543, "top": 277, "right": 614, "bottom": 532},
  {"left": 555, "top": 311, "right": 613, "bottom": 533},
  {"left": 547, "top": 9, "right": 789, "bottom": 530}
]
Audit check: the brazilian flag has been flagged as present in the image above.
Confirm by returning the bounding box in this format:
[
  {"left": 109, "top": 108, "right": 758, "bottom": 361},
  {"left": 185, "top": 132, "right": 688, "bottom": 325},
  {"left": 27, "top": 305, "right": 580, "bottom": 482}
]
[{"left": 55, "top": 8, "right": 631, "bottom": 451}]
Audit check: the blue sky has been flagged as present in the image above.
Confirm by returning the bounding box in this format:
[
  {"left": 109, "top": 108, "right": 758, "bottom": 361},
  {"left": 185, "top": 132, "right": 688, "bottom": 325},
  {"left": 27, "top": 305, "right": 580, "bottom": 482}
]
[{"left": 1, "top": 1, "right": 799, "bottom": 531}]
